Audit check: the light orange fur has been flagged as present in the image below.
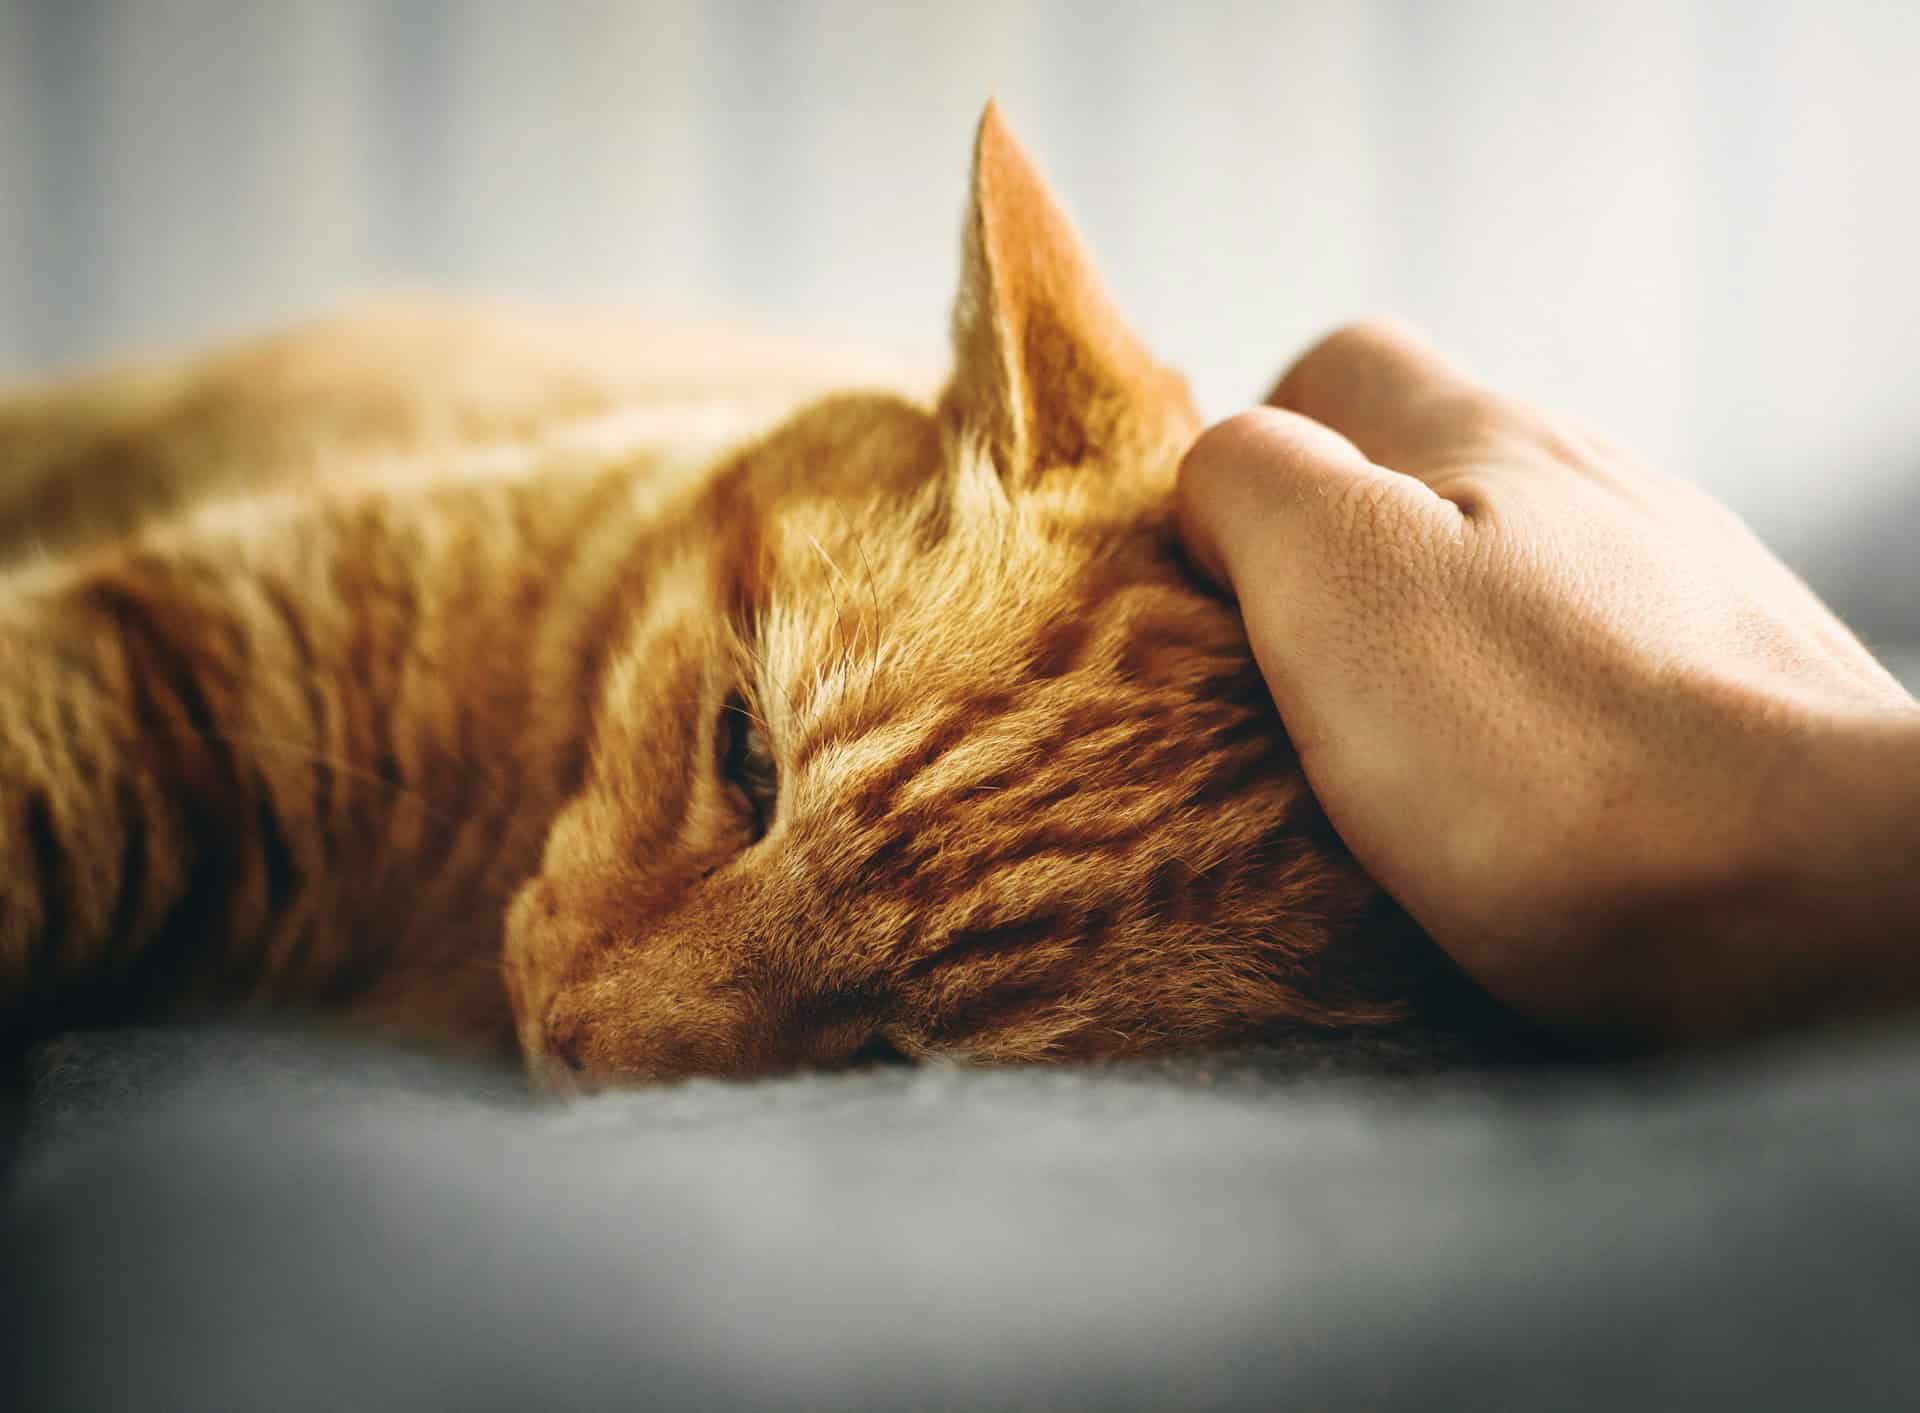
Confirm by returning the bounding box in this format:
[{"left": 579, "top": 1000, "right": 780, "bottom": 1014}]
[{"left": 1, "top": 105, "right": 1503, "bottom": 1084}]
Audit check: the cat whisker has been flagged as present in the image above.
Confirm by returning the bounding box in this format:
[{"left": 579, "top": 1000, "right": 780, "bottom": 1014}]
[
  {"left": 803, "top": 530, "right": 853, "bottom": 656},
  {"left": 726, "top": 700, "right": 772, "bottom": 733},
  {"left": 149, "top": 726, "right": 473, "bottom": 828},
  {"left": 144, "top": 724, "right": 558, "bottom": 872},
  {"left": 832, "top": 506, "right": 889, "bottom": 678}
]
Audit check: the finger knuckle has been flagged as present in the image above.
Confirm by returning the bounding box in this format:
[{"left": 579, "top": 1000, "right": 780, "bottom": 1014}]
[
  {"left": 1320, "top": 316, "right": 1419, "bottom": 359},
  {"left": 1426, "top": 391, "right": 1514, "bottom": 449},
  {"left": 1273, "top": 319, "right": 1412, "bottom": 402},
  {"left": 1181, "top": 409, "right": 1300, "bottom": 494}
]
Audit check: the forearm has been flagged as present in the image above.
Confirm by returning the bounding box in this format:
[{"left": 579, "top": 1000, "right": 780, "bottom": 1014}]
[{"left": 1629, "top": 705, "right": 1920, "bottom": 1047}]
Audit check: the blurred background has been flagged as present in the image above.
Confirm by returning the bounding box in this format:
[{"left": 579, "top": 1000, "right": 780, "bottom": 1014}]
[{"left": 2, "top": 0, "right": 1915, "bottom": 671}]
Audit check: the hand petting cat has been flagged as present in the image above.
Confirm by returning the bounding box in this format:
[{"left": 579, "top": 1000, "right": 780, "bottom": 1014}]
[{"left": 1178, "top": 319, "right": 1920, "bottom": 1047}]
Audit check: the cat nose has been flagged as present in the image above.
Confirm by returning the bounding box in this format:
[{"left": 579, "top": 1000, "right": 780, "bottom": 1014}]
[{"left": 541, "top": 1012, "right": 590, "bottom": 1083}]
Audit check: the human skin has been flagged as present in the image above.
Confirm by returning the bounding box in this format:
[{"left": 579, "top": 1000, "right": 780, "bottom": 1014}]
[{"left": 1177, "top": 320, "right": 1920, "bottom": 1047}]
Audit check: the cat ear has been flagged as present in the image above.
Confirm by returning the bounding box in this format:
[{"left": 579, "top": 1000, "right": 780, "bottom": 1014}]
[{"left": 942, "top": 101, "right": 1196, "bottom": 490}]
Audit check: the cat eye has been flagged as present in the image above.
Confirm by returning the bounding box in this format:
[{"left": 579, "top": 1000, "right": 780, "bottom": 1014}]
[
  {"left": 848, "top": 1032, "right": 912, "bottom": 1068},
  {"left": 719, "top": 694, "right": 779, "bottom": 843}
]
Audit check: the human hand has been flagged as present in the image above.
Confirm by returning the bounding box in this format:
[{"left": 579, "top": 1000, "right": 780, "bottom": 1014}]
[{"left": 1177, "top": 320, "right": 1920, "bottom": 1045}]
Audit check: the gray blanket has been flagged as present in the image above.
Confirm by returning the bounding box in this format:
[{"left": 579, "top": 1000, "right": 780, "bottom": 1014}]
[{"left": 7, "top": 1019, "right": 1920, "bottom": 1411}]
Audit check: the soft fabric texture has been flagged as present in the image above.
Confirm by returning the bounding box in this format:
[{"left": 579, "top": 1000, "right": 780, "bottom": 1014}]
[{"left": 7, "top": 1020, "right": 1919, "bottom": 1411}]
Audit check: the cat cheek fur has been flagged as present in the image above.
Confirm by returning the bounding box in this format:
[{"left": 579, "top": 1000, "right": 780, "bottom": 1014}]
[{"left": 509, "top": 824, "right": 837, "bottom": 1086}]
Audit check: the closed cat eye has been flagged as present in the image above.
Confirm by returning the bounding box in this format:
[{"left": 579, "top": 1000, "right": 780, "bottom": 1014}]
[
  {"left": 847, "top": 1033, "right": 912, "bottom": 1068},
  {"left": 719, "top": 694, "right": 779, "bottom": 842}
]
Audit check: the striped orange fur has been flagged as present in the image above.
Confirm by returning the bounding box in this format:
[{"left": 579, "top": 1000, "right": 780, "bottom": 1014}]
[{"left": 1, "top": 105, "right": 1497, "bottom": 1085}]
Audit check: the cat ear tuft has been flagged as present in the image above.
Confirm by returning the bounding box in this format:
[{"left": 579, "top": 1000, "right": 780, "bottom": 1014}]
[{"left": 942, "top": 100, "right": 1196, "bottom": 491}]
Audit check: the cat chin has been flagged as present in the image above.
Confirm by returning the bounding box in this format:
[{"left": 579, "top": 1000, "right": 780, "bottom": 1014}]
[{"left": 527, "top": 1053, "right": 595, "bottom": 1097}]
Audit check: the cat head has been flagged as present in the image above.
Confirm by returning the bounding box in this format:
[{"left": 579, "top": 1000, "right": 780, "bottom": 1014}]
[{"left": 503, "top": 103, "right": 1453, "bottom": 1086}]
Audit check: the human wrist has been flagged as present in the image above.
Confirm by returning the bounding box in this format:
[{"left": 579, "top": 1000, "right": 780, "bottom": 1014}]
[
  {"left": 1746, "top": 703, "right": 1920, "bottom": 1031},
  {"left": 1802, "top": 704, "right": 1920, "bottom": 909}
]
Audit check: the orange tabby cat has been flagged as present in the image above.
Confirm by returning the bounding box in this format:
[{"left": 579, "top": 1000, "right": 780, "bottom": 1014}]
[{"left": 0, "top": 104, "right": 1503, "bottom": 1086}]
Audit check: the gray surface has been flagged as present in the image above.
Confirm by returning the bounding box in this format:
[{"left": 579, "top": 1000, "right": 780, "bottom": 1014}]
[
  {"left": 1798, "top": 472, "right": 1920, "bottom": 664},
  {"left": 1888, "top": 646, "right": 1920, "bottom": 694},
  {"left": 7, "top": 1020, "right": 1920, "bottom": 1411}
]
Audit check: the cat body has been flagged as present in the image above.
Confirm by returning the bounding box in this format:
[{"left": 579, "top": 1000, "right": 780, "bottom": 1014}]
[{"left": 1, "top": 106, "right": 1492, "bottom": 1084}]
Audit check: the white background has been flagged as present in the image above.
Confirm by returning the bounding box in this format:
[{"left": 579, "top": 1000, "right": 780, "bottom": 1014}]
[{"left": 3, "top": 1, "right": 1916, "bottom": 647}]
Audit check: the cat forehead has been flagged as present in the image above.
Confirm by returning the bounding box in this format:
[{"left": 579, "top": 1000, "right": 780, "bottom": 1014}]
[
  {"left": 726, "top": 392, "right": 945, "bottom": 507},
  {"left": 733, "top": 388, "right": 1172, "bottom": 534},
  {"left": 758, "top": 463, "right": 1190, "bottom": 670},
  {"left": 759, "top": 519, "right": 1255, "bottom": 802},
  {"left": 727, "top": 386, "right": 1217, "bottom": 729}
]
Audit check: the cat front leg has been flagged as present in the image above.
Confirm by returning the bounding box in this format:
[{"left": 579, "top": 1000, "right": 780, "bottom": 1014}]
[
  {"left": 0, "top": 564, "right": 293, "bottom": 1043},
  {"left": 0, "top": 469, "right": 624, "bottom": 1055}
]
